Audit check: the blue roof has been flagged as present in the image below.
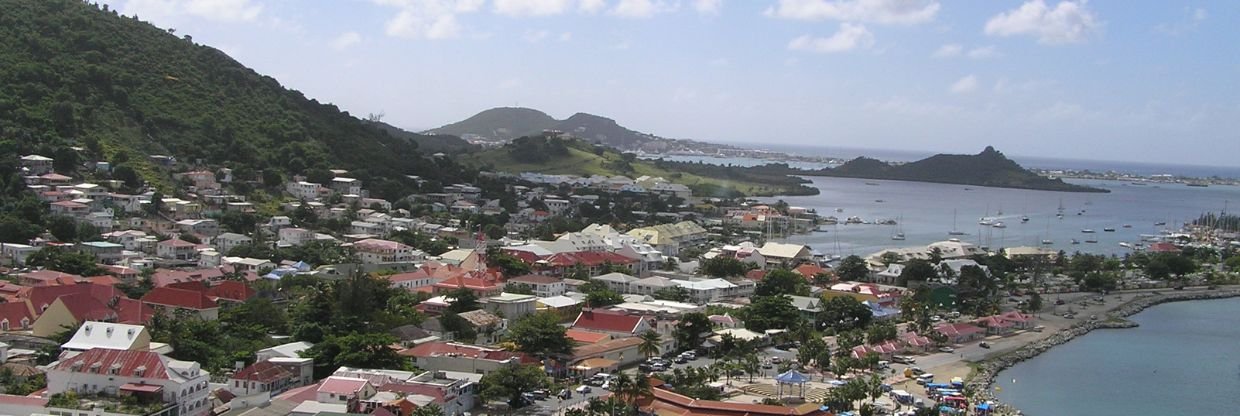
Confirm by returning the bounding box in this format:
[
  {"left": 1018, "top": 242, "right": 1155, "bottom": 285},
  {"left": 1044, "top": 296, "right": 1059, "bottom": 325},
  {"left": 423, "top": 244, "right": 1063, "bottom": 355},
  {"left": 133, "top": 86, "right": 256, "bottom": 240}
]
[
  {"left": 977, "top": 403, "right": 992, "bottom": 410},
  {"left": 774, "top": 369, "right": 812, "bottom": 384}
]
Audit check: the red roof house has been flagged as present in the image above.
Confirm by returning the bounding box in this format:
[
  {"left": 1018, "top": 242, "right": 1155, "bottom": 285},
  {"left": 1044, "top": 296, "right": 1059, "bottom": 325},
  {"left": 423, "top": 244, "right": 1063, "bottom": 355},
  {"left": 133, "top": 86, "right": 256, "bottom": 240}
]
[
  {"left": 141, "top": 287, "right": 220, "bottom": 320},
  {"left": 571, "top": 309, "right": 651, "bottom": 337}
]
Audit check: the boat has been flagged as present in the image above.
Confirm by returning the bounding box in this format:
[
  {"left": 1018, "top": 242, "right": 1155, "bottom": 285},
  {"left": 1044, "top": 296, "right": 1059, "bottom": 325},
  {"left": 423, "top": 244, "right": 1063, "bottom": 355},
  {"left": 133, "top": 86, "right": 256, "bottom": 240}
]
[
  {"left": 845, "top": 216, "right": 864, "bottom": 224},
  {"left": 1085, "top": 239, "right": 1098, "bottom": 243},
  {"left": 1041, "top": 239, "right": 1054, "bottom": 245},
  {"left": 875, "top": 199, "right": 885, "bottom": 203},
  {"left": 822, "top": 216, "right": 839, "bottom": 224},
  {"left": 1021, "top": 215, "right": 1030, "bottom": 223},
  {"left": 1122, "top": 224, "right": 1132, "bottom": 228},
  {"left": 891, "top": 215, "right": 906, "bottom": 240},
  {"left": 1119, "top": 242, "right": 1133, "bottom": 248},
  {"left": 813, "top": 226, "right": 830, "bottom": 233},
  {"left": 992, "top": 222, "right": 1006, "bottom": 229},
  {"left": 1186, "top": 182, "right": 1209, "bottom": 187},
  {"left": 1081, "top": 229, "right": 1096, "bottom": 233},
  {"left": 836, "top": 208, "right": 845, "bottom": 213},
  {"left": 891, "top": 233, "right": 906, "bottom": 241},
  {"left": 1154, "top": 221, "right": 1166, "bottom": 226},
  {"left": 1103, "top": 227, "right": 1116, "bottom": 232},
  {"left": 948, "top": 209, "right": 967, "bottom": 236},
  {"left": 1070, "top": 239, "right": 1080, "bottom": 245},
  {"left": 865, "top": 182, "right": 880, "bottom": 186}
]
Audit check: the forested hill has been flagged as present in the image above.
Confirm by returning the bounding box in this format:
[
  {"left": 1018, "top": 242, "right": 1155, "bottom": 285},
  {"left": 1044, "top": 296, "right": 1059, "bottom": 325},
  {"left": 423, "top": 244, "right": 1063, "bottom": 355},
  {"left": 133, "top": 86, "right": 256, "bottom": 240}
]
[
  {"left": 0, "top": 0, "right": 466, "bottom": 198},
  {"left": 802, "top": 146, "right": 1107, "bottom": 193},
  {"left": 429, "top": 107, "right": 657, "bottom": 148}
]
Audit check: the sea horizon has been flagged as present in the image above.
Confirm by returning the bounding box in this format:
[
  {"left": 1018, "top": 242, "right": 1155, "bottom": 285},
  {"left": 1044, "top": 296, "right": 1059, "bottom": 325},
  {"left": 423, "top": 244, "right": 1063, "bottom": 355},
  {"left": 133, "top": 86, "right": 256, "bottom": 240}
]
[{"left": 710, "top": 141, "right": 1240, "bottom": 180}]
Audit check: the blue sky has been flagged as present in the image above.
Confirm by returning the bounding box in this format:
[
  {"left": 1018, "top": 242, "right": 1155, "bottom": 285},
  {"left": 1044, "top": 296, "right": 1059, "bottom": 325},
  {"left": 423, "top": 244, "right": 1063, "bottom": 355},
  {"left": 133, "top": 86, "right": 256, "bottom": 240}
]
[{"left": 100, "top": 0, "right": 1239, "bottom": 166}]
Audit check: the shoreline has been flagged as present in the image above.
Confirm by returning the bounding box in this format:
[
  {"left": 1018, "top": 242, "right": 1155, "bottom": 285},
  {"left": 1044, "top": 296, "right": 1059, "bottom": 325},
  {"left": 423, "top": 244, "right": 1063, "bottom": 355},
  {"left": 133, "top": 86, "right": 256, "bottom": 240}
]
[{"left": 965, "top": 288, "right": 1240, "bottom": 415}]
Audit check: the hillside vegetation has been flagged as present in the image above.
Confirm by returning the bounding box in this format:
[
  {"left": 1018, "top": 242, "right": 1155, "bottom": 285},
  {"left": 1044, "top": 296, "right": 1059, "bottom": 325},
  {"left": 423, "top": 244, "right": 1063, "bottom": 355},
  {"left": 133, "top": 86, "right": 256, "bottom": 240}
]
[
  {"left": 0, "top": 0, "right": 467, "bottom": 198},
  {"left": 804, "top": 146, "right": 1106, "bottom": 193},
  {"left": 462, "top": 136, "right": 817, "bottom": 197},
  {"left": 429, "top": 107, "right": 655, "bottom": 148}
]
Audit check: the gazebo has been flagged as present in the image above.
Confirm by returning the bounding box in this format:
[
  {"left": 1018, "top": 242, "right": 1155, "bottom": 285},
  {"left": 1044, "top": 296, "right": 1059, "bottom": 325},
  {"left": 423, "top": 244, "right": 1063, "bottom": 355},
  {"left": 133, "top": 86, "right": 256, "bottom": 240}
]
[{"left": 774, "top": 369, "right": 812, "bottom": 398}]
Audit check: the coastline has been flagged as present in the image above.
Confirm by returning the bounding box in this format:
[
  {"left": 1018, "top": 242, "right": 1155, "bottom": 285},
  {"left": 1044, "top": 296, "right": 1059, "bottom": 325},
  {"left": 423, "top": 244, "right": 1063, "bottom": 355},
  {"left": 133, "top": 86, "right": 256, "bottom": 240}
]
[{"left": 965, "top": 288, "right": 1240, "bottom": 415}]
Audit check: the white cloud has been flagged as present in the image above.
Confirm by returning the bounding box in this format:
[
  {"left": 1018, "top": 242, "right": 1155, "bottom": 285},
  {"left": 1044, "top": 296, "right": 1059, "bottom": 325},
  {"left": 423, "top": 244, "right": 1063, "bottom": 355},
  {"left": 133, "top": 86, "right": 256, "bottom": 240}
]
[
  {"left": 693, "top": 0, "right": 722, "bottom": 15},
  {"left": 494, "top": 0, "right": 575, "bottom": 16},
  {"left": 378, "top": 0, "right": 484, "bottom": 40},
  {"left": 967, "top": 46, "right": 998, "bottom": 59},
  {"left": 950, "top": 74, "right": 979, "bottom": 94},
  {"left": 579, "top": 0, "right": 607, "bottom": 13},
  {"left": 1156, "top": 7, "right": 1208, "bottom": 36},
  {"left": 330, "top": 32, "right": 362, "bottom": 50},
  {"left": 765, "top": 0, "right": 940, "bottom": 25},
  {"left": 787, "top": 23, "right": 874, "bottom": 53},
  {"left": 558, "top": 32, "right": 573, "bottom": 41},
  {"left": 610, "top": 0, "right": 677, "bottom": 18},
  {"left": 932, "top": 43, "right": 962, "bottom": 58},
  {"left": 984, "top": 0, "right": 1099, "bottom": 44},
  {"left": 121, "top": 0, "right": 264, "bottom": 22},
  {"left": 523, "top": 29, "right": 551, "bottom": 42}
]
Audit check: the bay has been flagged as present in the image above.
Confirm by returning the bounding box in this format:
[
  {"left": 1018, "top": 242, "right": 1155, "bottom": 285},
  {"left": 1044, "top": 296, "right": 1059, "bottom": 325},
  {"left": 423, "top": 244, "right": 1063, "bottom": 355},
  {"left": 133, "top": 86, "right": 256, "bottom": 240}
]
[
  {"left": 757, "top": 176, "right": 1238, "bottom": 258},
  {"left": 993, "top": 297, "right": 1240, "bottom": 415}
]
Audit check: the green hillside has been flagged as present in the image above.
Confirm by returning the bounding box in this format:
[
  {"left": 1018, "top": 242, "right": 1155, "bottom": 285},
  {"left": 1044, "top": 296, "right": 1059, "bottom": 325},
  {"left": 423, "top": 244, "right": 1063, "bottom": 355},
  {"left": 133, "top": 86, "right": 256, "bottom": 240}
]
[
  {"left": 429, "top": 107, "right": 656, "bottom": 149},
  {"left": 427, "top": 107, "right": 557, "bottom": 141},
  {"left": 365, "top": 120, "right": 474, "bottom": 154},
  {"left": 0, "top": 0, "right": 464, "bottom": 198},
  {"left": 462, "top": 136, "right": 816, "bottom": 197}
]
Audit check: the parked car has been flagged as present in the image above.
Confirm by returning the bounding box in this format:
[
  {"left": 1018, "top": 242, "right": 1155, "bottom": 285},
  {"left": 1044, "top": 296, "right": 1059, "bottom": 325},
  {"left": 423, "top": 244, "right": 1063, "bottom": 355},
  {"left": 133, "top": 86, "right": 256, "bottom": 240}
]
[
  {"left": 979, "top": 342, "right": 991, "bottom": 349},
  {"left": 575, "top": 385, "right": 592, "bottom": 394},
  {"left": 939, "top": 347, "right": 954, "bottom": 353}
]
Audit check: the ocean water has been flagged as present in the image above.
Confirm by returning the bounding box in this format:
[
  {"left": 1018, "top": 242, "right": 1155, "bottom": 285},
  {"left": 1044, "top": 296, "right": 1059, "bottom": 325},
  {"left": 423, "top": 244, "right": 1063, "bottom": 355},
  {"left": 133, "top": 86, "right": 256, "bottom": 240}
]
[
  {"left": 692, "top": 143, "right": 1240, "bottom": 179},
  {"left": 756, "top": 176, "right": 1238, "bottom": 257},
  {"left": 993, "top": 297, "right": 1240, "bottom": 415}
]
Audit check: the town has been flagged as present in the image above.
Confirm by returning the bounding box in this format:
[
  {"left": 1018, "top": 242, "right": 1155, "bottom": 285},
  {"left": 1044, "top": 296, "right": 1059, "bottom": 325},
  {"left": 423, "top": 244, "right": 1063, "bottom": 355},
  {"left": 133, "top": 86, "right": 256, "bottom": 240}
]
[{"left": 1, "top": 148, "right": 1236, "bottom": 416}]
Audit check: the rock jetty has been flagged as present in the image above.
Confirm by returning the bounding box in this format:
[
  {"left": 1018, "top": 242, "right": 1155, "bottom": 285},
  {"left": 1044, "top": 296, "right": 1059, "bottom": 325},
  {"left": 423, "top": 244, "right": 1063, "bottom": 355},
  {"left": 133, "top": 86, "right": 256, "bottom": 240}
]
[{"left": 965, "top": 289, "right": 1240, "bottom": 415}]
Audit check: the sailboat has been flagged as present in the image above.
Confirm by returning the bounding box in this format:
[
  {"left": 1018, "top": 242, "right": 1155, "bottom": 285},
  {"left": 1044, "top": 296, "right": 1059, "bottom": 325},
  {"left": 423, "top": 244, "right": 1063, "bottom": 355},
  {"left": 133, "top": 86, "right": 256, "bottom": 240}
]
[
  {"left": 949, "top": 209, "right": 967, "bottom": 236},
  {"left": 891, "top": 215, "right": 906, "bottom": 240}
]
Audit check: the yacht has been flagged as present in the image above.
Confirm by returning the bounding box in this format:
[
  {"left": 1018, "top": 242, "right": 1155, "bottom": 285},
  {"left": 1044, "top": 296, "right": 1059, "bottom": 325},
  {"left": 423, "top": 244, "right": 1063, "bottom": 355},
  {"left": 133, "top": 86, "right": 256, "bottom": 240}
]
[
  {"left": 1070, "top": 239, "right": 1081, "bottom": 245},
  {"left": 1119, "top": 242, "right": 1133, "bottom": 248},
  {"left": 1021, "top": 216, "right": 1030, "bottom": 223},
  {"left": 891, "top": 233, "right": 906, "bottom": 241},
  {"left": 1041, "top": 239, "right": 1054, "bottom": 245},
  {"left": 1103, "top": 227, "right": 1116, "bottom": 232},
  {"left": 1122, "top": 224, "right": 1133, "bottom": 228},
  {"left": 1085, "top": 239, "right": 1099, "bottom": 243},
  {"left": 1154, "top": 221, "right": 1166, "bottom": 226},
  {"left": 1081, "top": 229, "right": 1096, "bottom": 233},
  {"left": 992, "top": 222, "right": 1006, "bottom": 229}
]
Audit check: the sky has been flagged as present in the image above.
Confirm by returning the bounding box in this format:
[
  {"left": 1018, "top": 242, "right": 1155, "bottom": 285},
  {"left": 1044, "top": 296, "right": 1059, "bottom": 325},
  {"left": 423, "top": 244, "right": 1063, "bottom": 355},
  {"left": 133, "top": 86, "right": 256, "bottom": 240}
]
[{"left": 97, "top": 0, "right": 1240, "bottom": 167}]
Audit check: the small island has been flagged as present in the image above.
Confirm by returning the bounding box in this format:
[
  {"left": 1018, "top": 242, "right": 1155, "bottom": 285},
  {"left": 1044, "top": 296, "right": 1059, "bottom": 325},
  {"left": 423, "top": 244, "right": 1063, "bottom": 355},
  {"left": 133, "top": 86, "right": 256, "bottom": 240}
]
[{"left": 792, "top": 146, "right": 1109, "bottom": 193}]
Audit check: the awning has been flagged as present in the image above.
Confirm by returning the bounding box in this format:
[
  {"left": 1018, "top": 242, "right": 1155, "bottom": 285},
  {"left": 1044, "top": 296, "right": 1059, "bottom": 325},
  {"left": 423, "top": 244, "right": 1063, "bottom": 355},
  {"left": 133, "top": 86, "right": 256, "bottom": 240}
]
[{"left": 120, "top": 383, "right": 163, "bottom": 393}]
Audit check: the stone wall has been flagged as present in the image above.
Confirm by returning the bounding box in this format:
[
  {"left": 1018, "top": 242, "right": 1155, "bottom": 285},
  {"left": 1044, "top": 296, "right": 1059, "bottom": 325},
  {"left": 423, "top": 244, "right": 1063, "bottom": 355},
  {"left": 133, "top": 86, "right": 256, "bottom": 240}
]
[{"left": 965, "top": 289, "right": 1240, "bottom": 415}]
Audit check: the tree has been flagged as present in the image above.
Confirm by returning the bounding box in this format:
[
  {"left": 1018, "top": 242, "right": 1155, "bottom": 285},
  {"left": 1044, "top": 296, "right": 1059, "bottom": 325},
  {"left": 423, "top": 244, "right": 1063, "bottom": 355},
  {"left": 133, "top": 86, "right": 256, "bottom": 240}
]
[
  {"left": 699, "top": 257, "right": 750, "bottom": 278},
  {"left": 505, "top": 311, "right": 573, "bottom": 357},
  {"left": 480, "top": 364, "right": 551, "bottom": 407},
  {"left": 798, "top": 336, "right": 831, "bottom": 374},
  {"left": 1024, "top": 292, "right": 1043, "bottom": 313},
  {"left": 652, "top": 286, "right": 690, "bottom": 302},
  {"left": 302, "top": 333, "right": 406, "bottom": 379},
  {"left": 898, "top": 259, "right": 937, "bottom": 286},
  {"left": 837, "top": 255, "right": 870, "bottom": 282},
  {"left": 505, "top": 283, "right": 534, "bottom": 295},
  {"left": 816, "top": 296, "right": 873, "bottom": 333},
  {"left": 754, "top": 268, "right": 811, "bottom": 297},
  {"left": 410, "top": 404, "right": 444, "bottom": 416},
  {"left": 864, "top": 321, "right": 897, "bottom": 344},
  {"left": 673, "top": 312, "right": 712, "bottom": 352},
  {"left": 586, "top": 289, "right": 623, "bottom": 308},
  {"left": 445, "top": 288, "right": 480, "bottom": 313},
  {"left": 638, "top": 330, "right": 662, "bottom": 359},
  {"left": 742, "top": 295, "right": 801, "bottom": 332},
  {"left": 46, "top": 215, "right": 79, "bottom": 242},
  {"left": 25, "top": 246, "right": 103, "bottom": 276}
]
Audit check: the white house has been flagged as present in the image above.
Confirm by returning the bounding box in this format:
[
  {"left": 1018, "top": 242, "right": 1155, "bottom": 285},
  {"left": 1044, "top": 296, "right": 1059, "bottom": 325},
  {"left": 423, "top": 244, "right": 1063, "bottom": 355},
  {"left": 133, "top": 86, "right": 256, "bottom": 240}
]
[{"left": 46, "top": 348, "right": 212, "bottom": 416}]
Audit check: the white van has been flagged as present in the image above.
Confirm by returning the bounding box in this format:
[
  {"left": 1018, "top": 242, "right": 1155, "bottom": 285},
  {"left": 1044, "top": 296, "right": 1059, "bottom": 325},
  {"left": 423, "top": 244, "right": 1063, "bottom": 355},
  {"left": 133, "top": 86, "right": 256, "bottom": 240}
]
[{"left": 916, "top": 373, "right": 934, "bottom": 385}]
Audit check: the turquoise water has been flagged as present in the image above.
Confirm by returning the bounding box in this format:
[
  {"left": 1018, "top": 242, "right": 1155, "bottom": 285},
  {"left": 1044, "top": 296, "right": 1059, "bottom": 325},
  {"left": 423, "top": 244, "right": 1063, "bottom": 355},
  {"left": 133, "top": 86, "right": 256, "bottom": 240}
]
[{"left": 994, "top": 297, "right": 1240, "bottom": 415}]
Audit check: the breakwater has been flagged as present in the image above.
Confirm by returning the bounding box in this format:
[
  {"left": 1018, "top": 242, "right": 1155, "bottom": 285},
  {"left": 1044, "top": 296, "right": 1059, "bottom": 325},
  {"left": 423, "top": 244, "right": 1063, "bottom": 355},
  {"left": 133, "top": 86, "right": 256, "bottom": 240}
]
[{"left": 965, "top": 289, "right": 1240, "bottom": 415}]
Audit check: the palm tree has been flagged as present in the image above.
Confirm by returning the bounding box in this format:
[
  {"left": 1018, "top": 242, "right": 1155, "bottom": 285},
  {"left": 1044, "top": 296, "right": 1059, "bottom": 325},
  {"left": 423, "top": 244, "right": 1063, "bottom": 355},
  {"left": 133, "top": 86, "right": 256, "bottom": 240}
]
[
  {"left": 638, "top": 330, "right": 661, "bottom": 361},
  {"left": 742, "top": 353, "right": 760, "bottom": 382}
]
